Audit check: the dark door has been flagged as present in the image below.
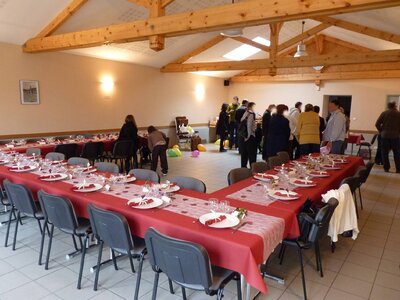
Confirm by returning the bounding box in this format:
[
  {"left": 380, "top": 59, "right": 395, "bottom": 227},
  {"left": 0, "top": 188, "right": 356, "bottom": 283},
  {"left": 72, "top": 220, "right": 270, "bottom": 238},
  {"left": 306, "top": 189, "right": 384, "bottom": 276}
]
[{"left": 328, "top": 95, "right": 352, "bottom": 117}]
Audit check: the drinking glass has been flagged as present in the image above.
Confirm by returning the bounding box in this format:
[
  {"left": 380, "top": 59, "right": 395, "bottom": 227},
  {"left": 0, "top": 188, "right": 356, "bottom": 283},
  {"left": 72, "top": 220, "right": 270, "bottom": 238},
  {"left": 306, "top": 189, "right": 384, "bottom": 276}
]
[{"left": 208, "top": 198, "right": 219, "bottom": 212}]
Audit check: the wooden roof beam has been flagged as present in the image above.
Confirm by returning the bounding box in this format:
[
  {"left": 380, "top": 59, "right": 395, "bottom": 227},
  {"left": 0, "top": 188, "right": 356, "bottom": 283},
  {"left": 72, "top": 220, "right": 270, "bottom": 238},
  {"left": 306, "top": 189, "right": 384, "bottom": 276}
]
[
  {"left": 149, "top": 0, "right": 165, "bottom": 51},
  {"left": 269, "top": 22, "right": 283, "bottom": 76},
  {"left": 23, "top": 0, "right": 400, "bottom": 53}
]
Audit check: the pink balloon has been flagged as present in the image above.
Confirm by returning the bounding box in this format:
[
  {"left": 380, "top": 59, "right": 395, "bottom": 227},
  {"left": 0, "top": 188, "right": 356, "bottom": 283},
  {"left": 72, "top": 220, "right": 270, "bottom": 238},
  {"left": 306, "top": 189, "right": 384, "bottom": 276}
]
[{"left": 191, "top": 150, "right": 200, "bottom": 157}]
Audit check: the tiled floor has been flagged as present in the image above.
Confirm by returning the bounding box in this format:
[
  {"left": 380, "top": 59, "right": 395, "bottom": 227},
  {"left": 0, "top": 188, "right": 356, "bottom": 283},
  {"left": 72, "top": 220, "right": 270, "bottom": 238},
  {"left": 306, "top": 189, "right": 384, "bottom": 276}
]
[{"left": 0, "top": 144, "right": 399, "bottom": 300}]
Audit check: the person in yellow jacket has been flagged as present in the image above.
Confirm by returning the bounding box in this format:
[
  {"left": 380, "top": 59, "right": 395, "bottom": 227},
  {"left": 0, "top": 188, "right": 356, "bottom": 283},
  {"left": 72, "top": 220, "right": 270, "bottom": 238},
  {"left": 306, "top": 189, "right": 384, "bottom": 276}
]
[{"left": 296, "top": 103, "right": 320, "bottom": 155}]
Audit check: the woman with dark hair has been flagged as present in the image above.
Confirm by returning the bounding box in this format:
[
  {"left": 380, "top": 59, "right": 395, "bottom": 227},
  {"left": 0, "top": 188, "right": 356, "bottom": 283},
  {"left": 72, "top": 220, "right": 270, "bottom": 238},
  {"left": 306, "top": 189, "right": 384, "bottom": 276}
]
[
  {"left": 265, "top": 104, "right": 291, "bottom": 159},
  {"left": 118, "top": 114, "right": 139, "bottom": 168},
  {"left": 216, "top": 103, "right": 229, "bottom": 152},
  {"left": 147, "top": 126, "right": 168, "bottom": 175},
  {"left": 240, "top": 102, "right": 257, "bottom": 167}
]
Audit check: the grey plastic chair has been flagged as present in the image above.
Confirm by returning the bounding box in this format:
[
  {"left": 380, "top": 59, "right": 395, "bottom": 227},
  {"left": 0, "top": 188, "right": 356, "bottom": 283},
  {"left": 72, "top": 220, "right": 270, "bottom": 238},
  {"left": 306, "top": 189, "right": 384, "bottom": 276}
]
[
  {"left": 95, "top": 162, "right": 119, "bottom": 174},
  {"left": 170, "top": 176, "right": 206, "bottom": 193},
  {"left": 54, "top": 143, "right": 78, "bottom": 159},
  {"left": 37, "top": 190, "right": 91, "bottom": 289},
  {"left": 251, "top": 162, "right": 270, "bottom": 174},
  {"left": 68, "top": 157, "right": 90, "bottom": 167},
  {"left": 340, "top": 176, "right": 361, "bottom": 218},
  {"left": 144, "top": 228, "right": 242, "bottom": 300},
  {"left": 3, "top": 180, "right": 45, "bottom": 250},
  {"left": 277, "top": 151, "right": 291, "bottom": 164},
  {"left": 129, "top": 169, "right": 160, "bottom": 183},
  {"left": 45, "top": 152, "right": 65, "bottom": 161},
  {"left": 88, "top": 204, "right": 146, "bottom": 299},
  {"left": 26, "top": 147, "right": 41, "bottom": 156},
  {"left": 227, "top": 168, "right": 252, "bottom": 186},
  {"left": 268, "top": 155, "right": 283, "bottom": 168}
]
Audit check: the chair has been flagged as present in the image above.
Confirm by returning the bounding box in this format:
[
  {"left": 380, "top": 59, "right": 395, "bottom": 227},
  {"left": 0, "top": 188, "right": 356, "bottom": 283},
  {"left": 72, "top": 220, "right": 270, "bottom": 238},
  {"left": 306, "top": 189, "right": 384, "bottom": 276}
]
[
  {"left": 54, "top": 143, "right": 78, "bottom": 159},
  {"left": 144, "top": 228, "right": 242, "bottom": 300},
  {"left": 87, "top": 204, "right": 146, "bottom": 299},
  {"left": 45, "top": 152, "right": 65, "bottom": 161},
  {"left": 340, "top": 176, "right": 361, "bottom": 218},
  {"left": 268, "top": 155, "right": 283, "bottom": 169},
  {"left": 251, "top": 161, "right": 270, "bottom": 174},
  {"left": 68, "top": 157, "right": 90, "bottom": 167},
  {"left": 107, "top": 140, "right": 133, "bottom": 172},
  {"left": 3, "top": 180, "right": 45, "bottom": 250},
  {"left": 129, "top": 169, "right": 160, "bottom": 183},
  {"left": 227, "top": 168, "right": 252, "bottom": 185},
  {"left": 277, "top": 151, "right": 291, "bottom": 164},
  {"left": 26, "top": 147, "right": 41, "bottom": 156},
  {"left": 355, "top": 161, "right": 374, "bottom": 210},
  {"left": 278, "top": 198, "right": 339, "bottom": 300},
  {"left": 95, "top": 162, "right": 119, "bottom": 174},
  {"left": 170, "top": 176, "right": 206, "bottom": 193},
  {"left": 81, "top": 142, "right": 104, "bottom": 164},
  {"left": 37, "top": 190, "right": 91, "bottom": 289},
  {"left": 357, "top": 134, "right": 378, "bottom": 159}
]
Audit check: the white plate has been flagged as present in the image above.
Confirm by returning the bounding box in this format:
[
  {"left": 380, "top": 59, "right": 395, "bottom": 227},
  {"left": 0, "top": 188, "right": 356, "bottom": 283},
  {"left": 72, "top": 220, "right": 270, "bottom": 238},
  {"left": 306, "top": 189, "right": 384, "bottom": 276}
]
[
  {"left": 307, "top": 171, "right": 330, "bottom": 177},
  {"left": 199, "top": 212, "right": 240, "bottom": 228},
  {"left": 39, "top": 173, "right": 68, "bottom": 182},
  {"left": 0, "top": 160, "right": 10, "bottom": 165},
  {"left": 9, "top": 164, "right": 38, "bottom": 172},
  {"left": 290, "top": 178, "right": 316, "bottom": 187},
  {"left": 72, "top": 183, "right": 103, "bottom": 192},
  {"left": 333, "top": 159, "right": 348, "bottom": 164},
  {"left": 51, "top": 160, "right": 67, "bottom": 166},
  {"left": 161, "top": 184, "right": 180, "bottom": 193},
  {"left": 80, "top": 167, "right": 97, "bottom": 174},
  {"left": 127, "top": 197, "right": 163, "bottom": 209},
  {"left": 321, "top": 164, "right": 341, "bottom": 170},
  {"left": 268, "top": 190, "right": 300, "bottom": 200},
  {"left": 253, "top": 174, "right": 279, "bottom": 182},
  {"left": 290, "top": 161, "right": 307, "bottom": 165},
  {"left": 274, "top": 166, "right": 294, "bottom": 172}
]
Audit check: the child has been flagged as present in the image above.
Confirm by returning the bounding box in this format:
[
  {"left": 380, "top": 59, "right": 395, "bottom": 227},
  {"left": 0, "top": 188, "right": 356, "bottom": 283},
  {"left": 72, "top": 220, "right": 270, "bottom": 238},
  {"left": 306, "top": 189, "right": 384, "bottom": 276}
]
[
  {"left": 147, "top": 126, "right": 168, "bottom": 175},
  {"left": 255, "top": 122, "right": 263, "bottom": 154}
]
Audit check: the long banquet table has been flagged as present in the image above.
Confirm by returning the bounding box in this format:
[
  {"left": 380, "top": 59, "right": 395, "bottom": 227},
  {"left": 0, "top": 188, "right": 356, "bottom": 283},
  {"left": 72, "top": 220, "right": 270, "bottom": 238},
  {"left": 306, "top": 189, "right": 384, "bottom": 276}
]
[{"left": 0, "top": 155, "right": 364, "bottom": 296}]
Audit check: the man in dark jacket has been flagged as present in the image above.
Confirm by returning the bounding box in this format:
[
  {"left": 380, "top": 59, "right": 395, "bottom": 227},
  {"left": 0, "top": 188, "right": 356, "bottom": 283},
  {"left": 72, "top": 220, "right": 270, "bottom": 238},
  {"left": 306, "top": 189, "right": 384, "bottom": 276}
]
[
  {"left": 375, "top": 102, "right": 400, "bottom": 173},
  {"left": 262, "top": 104, "right": 276, "bottom": 159},
  {"left": 235, "top": 99, "right": 248, "bottom": 154}
]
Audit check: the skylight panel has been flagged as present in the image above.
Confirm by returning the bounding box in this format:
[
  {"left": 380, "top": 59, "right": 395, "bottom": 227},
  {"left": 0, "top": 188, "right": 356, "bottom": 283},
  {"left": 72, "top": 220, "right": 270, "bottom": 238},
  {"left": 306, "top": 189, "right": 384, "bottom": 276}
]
[{"left": 223, "top": 36, "right": 270, "bottom": 61}]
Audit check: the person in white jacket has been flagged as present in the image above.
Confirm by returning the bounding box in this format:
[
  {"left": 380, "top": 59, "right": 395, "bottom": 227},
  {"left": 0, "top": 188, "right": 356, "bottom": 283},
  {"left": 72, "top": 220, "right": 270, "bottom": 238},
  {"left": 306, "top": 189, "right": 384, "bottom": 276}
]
[{"left": 289, "top": 101, "right": 302, "bottom": 159}]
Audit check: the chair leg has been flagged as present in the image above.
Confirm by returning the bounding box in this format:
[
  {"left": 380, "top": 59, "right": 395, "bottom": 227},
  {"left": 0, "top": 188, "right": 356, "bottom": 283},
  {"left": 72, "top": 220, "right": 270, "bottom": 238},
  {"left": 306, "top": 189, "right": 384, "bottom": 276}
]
[
  {"left": 111, "top": 249, "right": 118, "bottom": 270},
  {"left": 36, "top": 219, "right": 43, "bottom": 234},
  {"left": 314, "top": 244, "right": 320, "bottom": 272},
  {"left": 236, "top": 274, "right": 243, "bottom": 300},
  {"left": 279, "top": 244, "right": 287, "bottom": 265},
  {"left": 181, "top": 287, "right": 187, "bottom": 300},
  {"left": 38, "top": 221, "right": 47, "bottom": 265},
  {"left": 134, "top": 252, "right": 145, "bottom": 300},
  {"left": 4, "top": 207, "right": 14, "bottom": 247},
  {"left": 358, "top": 187, "right": 364, "bottom": 210},
  {"left": 353, "top": 192, "right": 359, "bottom": 219},
  {"left": 298, "top": 248, "right": 307, "bottom": 300},
  {"left": 45, "top": 224, "right": 55, "bottom": 270},
  {"left": 93, "top": 240, "right": 104, "bottom": 291},
  {"left": 77, "top": 235, "right": 89, "bottom": 289},
  {"left": 12, "top": 212, "right": 21, "bottom": 251},
  {"left": 315, "top": 241, "right": 323, "bottom": 277},
  {"left": 72, "top": 235, "right": 79, "bottom": 251},
  {"left": 128, "top": 252, "right": 136, "bottom": 273},
  {"left": 168, "top": 279, "right": 174, "bottom": 294},
  {"left": 151, "top": 272, "right": 159, "bottom": 300}
]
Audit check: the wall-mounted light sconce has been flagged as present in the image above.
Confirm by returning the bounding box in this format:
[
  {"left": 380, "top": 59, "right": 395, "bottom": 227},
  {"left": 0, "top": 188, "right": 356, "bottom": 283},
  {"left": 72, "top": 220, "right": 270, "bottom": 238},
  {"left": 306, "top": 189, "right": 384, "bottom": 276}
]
[{"left": 100, "top": 75, "right": 114, "bottom": 97}]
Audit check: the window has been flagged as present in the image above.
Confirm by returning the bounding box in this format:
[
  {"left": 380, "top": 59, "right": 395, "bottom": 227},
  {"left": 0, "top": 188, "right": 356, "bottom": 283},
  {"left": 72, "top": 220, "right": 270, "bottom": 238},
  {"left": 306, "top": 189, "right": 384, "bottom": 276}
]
[{"left": 223, "top": 36, "right": 270, "bottom": 61}]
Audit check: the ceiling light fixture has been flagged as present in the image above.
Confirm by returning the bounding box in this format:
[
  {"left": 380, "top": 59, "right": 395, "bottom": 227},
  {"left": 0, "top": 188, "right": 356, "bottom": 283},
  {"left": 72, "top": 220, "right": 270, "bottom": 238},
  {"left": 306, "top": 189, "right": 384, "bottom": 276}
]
[
  {"left": 294, "top": 21, "right": 308, "bottom": 58},
  {"left": 220, "top": 0, "right": 243, "bottom": 37}
]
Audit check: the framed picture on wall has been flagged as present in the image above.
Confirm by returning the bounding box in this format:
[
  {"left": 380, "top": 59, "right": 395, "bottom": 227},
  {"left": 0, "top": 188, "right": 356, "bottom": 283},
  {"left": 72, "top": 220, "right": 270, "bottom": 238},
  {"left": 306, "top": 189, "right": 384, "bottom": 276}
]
[{"left": 19, "top": 80, "right": 40, "bottom": 105}]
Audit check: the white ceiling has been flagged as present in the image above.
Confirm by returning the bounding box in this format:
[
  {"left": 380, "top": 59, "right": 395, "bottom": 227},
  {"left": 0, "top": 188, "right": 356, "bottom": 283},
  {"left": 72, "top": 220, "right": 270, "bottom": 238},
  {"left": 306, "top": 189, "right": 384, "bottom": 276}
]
[{"left": 0, "top": 0, "right": 399, "bottom": 78}]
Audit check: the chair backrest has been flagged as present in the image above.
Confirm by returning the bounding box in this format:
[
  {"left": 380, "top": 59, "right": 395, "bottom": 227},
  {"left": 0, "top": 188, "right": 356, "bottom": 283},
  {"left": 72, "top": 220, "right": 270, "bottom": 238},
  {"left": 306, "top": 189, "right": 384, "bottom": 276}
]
[
  {"left": 268, "top": 156, "right": 283, "bottom": 168},
  {"left": 251, "top": 161, "right": 270, "bottom": 174},
  {"left": 144, "top": 228, "right": 213, "bottom": 291},
  {"left": 370, "top": 134, "right": 378, "bottom": 145},
  {"left": 307, "top": 197, "right": 339, "bottom": 243},
  {"left": 95, "top": 162, "right": 119, "bottom": 174},
  {"left": 170, "top": 176, "right": 206, "bottom": 193},
  {"left": 67, "top": 157, "right": 90, "bottom": 167},
  {"left": 45, "top": 152, "right": 65, "bottom": 161},
  {"left": 340, "top": 176, "right": 360, "bottom": 194},
  {"left": 3, "top": 180, "right": 38, "bottom": 217},
  {"left": 87, "top": 204, "right": 133, "bottom": 254},
  {"left": 355, "top": 166, "right": 368, "bottom": 185},
  {"left": 81, "top": 142, "right": 104, "bottom": 160},
  {"left": 129, "top": 169, "right": 160, "bottom": 183},
  {"left": 277, "top": 151, "right": 290, "bottom": 164},
  {"left": 54, "top": 143, "right": 78, "bottom": 159},
  {"left": 113, "top": 140, "right": 133, "bottom": 157},
  {"left": 37, "top": 190, "right": 79, "bottom": 234},
  {"left": 364, "top": 161, "right": 375, "bottom": 180},
  {"left": 26, "top": 147, "right": 41, "bottom": 156},
  {"left": 227, "top": 168, "right": 252, "bottom": 185}
]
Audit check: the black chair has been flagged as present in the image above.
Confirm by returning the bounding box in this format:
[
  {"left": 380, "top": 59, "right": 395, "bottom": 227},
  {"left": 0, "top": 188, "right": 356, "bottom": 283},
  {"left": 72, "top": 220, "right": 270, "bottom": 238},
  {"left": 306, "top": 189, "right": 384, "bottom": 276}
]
[
  {"left": 170, "top": 176, "right": 206, "bottom": 193},
  {"left": 277, "top": 151, "right": 291, "bottom": 164},
  {"left": 87, "top": 204, "right": 146, "bottom": 299},
  {"left": 279, "top": 198, "right": 339, "bottom": 300},
  {"left": 340, "top": 176, "right": 361, "bottom": 218},
  {"left": 227, "top": 168, "right": 252, "bottom": 185},
  {"left": 251, "top": 162, "right": 270, "bottom": 174},
  {"left": 81, "top": 142, "right": 104, "bottom": 164},
  {"left": 357, "top": 134, "right": 378, "bottom": 159},
  {"left": 268, "top": 155, "right": 283, "bottom": 168},
  {"left": 144, "top": 228, "right": 242, "bottom": 300},
  {"left": 107, "top": 140, "right": 133, "bottom": 172},
  {"left": 3, "top": 180, "right": 45, "bottom": 250},
  {"left": 37, "top": 190, "right": 91, "bottom": 289},
  {"left": 129, "top": 169, "right": 160, "bottom": 183},
  {"left": 355, "top": 161, "right": 374, "bottom": 210},
  {"left": 54, "top": 143, "right": 78, "bottom": 160}
]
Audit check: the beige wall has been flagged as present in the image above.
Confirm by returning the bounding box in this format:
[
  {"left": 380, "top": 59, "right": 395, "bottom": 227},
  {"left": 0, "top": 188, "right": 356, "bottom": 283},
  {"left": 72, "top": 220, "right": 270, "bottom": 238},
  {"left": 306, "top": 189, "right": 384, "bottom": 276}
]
[
  {"left": 0, "top": 42, "right": 228, "bottom": 136},
  {"left": 228, "top": 79, "right": 400, "bottom": 131}
]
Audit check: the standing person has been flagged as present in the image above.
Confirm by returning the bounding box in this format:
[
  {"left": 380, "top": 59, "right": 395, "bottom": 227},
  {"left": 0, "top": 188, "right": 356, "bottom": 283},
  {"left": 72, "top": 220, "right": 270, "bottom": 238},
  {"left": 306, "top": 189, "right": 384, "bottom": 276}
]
[
  {"left": 216, "top": 103, "right": 229, "bottom": 152},
  {"left": 235, "top": 99, "right": 249, "bottom": 154},
  {"left": 296, "top": 103, "right": 320, "bottom": 155},
  {"left": 314, "top": 105, "right": 326, "bottom": 142},
  {"left": 289, "top": 101, "right": 302, "bottom": 159},
  {"left": 322, "top": 100, "right": 347, "bottom": 154},
  {"left": 118, "top": 114, "right": 139, "bottom": 170},
  {"left": 265, "top": 105, "right": 291, "bottom": 159},
  {"left": 227, "top": 96, "right": 240, "bottom": 150},
  {"left": 255, "top": 123, "right": 263, "bottom": 154},
  {"left": 375, "top": 134, "right": 383, "bottom": 165},
  {"left": 375, "top": 102, "right": 400, "bottom": 173},
  {"left": 147, "top": 126, "right": 168, "bottom": 176},
  {"left": 239, "top": 102, "right": 257, "bottom": 168},
  {"left": 262, "top": 104, "right": 276, "bottom": 159},
  {"left": 285, "top": 110, "right": 296, "bottom": 160}
]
